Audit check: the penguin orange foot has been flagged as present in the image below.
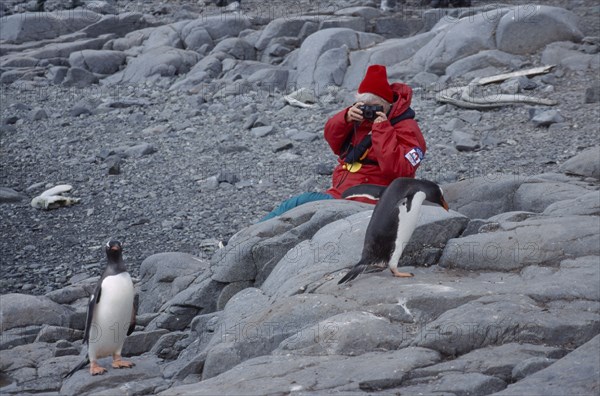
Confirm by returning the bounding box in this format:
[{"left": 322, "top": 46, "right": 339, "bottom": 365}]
[
  {"left": 391, "top": 268, "right": 414, "bottom": 278},
  {"left": 112, "top": 354, "right": 135, "bottom": 369},
  {"left": 90, "top": 361, "right": 107, "bottom": 375}
]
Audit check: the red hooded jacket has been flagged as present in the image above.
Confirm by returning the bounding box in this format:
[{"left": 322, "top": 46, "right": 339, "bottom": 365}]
[{"left": 324, "top": 83, "right": 426, "bottom": 204}]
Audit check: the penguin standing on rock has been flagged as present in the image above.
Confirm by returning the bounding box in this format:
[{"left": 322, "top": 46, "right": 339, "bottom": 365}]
[
  {"left": 64, "top": 240, "right": 136, "bottom": 377},
  {"left": 338, "top": 178, "right": 449, "bottom": 284}
]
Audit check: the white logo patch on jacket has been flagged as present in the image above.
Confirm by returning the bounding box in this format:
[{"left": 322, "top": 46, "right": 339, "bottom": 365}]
[{"left": 405, "top": 147, "right": 424, "bottom": 167}]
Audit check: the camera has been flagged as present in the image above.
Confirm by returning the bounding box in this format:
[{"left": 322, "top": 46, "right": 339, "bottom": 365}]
[{"left": 359, "top": 105, "right": 384, "bottom": 121}]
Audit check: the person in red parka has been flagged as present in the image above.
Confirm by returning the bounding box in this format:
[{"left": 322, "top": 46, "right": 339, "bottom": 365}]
[
  {"left": 324, "top": 64, "right": 426, "bottom": 204},
  {"left": 260, "top": 64, "right": 426, "bottom": 221}
]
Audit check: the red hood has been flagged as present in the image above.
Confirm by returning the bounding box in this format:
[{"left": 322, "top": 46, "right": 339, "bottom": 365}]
[{"left": 389, "top": 82, "right": 413, "bottom": 118}]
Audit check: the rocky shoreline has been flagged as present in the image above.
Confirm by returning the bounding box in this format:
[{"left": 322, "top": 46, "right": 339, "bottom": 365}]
[{"left": 1, "top": 0, "right": 599, "bottom": 394}]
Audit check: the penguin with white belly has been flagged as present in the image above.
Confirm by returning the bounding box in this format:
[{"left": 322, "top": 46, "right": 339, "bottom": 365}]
[
  {"left": 338, "top": 178, "right": 449, "bottom": 284},
  {"left": 65, "top": 240, "right": 136, "bottom": 377}
]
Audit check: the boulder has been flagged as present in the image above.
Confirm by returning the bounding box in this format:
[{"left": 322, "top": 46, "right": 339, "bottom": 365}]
[
  {"left": 410, "top": 9, "right": 510, "bottom": 75},
  {"left": 0, "top": 10, "right": 102, "bottom": 44},
  {"left": 60, "top": 356, "right": 163, "bottom": 396},
  {"left": 211, "top": 38, "right": 256, "bottom": 60},
  {"left": 254, "top": 16, "right": 316, "bottom": 51},
  {"left": 29, "top": 37, "right": 110, "bottom": 59},
  {"left": 496, "top": 6, "right": 583, "bottom": 55},
  {"left": 439, "top": 215, "right": 600, "bottom": 271},
  {"left": 398, "top": 372, "right": 507, "bottom": 395},
  {"left": 81, "top": 13, "right": 152, "bottom": 39},
  {"left": 343, "top": 32, "right": 433, "bottom": 90},
  {"left": 295, "top": 28, "right": 361, "bottom": 88},
  {"left": 445, "top": 50, "right": 524, "bottom": 78},
  {"left": 0, "top": 293, "right": 74, "bottom": 332},
  {"left": 452, "top": 130, "right": 480, "bottom": 151},
  {"left": 247, "top": 68, "right": 289, "bottom": 91},
  {"left": 275, "top": 311, "right": 404, "bottom": 356},
  {"left": 441, "top": 175, "right": 524, "bottom": 219},
  {"left": 512, "top": 180, "right": 593, "bottom": 213},
  {"left": 0, "top": 187, "right": 27, "bottom": 203},
  {"left": 543, "top": 191, "right": 600, "bottom": 216},
  {"left": 63, "top": 67, "right": 99, "bottom": 87},
  {"left": 68, "top": 50, "right": 126, "bottom": 75},
  {"left": 411, "top": 342, "right": 566, "bottom": 382},
  {"left": 161, "top": 348, "right": 441, "bottom": 395},
  {"left": 312, "top": 46, "right": 349, "bottom": 86},
  {"left": 495, "top": 335, "right": 600, "bottom": 395},
  {"left": 320, "top": 16, "right": 366, "bottom": 32},
  {"left": 138, "top": 252, "right": 210, "bottom": 314},
  {"left": 413, "top": 294, "right": 599, "bottom": 355},
  {"left": 559, "top": 146, "right": 600, "bottom": 179},
  {"left": 108, "top": 46, "right": 200, "bottom": 84}
]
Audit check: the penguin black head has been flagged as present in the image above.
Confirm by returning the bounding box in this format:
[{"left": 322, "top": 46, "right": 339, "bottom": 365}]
[
  {"left": 105, "top": 240, "right": 123, "bottom": 263},
  {"left": 420, "top": 181, "right": 449, "bottom": 211}
]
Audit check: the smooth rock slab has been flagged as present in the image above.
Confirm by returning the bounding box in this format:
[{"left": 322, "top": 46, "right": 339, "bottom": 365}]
[
  {"left": 439, "top": 214, "right": 599, "bottom": 271},
  {"left": 412, "top": 294, "right": 599, "bottom": 356},
  {"left": 543, "top": 191, "right": 600, "bottom": 216},
  {"left": 494, "top": 335, "right": 600, "bottom": 395},
  {"left": 160, "top": 348, "right": 441, "bottom": 395},
  {"left": 0, "top": 293, "right": 74, "bottom": 332},
  {"left": 559, "top": 146, "right": 600, "bottom": 179},
  {"left": 512, "top": 180, "right": 593, "bottom": 213},
  {"left": 496, "top": 6, "right": 583, "bottom": 55},
  {"left": 60, "top": 356, "right": 162, "bottom": 396},
  {"left": 400, "top": 372, "right": 506, "bottom": 396}
]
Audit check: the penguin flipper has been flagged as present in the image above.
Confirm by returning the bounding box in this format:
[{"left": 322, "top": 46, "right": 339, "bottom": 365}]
[
  {"left": 83, "top": 286, "right": 101, "bottom": 343},
  {"left": 62, "top": 357, "right": 90, "bottom": 379},
  {"left": 338, "top": 263, "right": 370, "bottom": 284},
  {"left": 127, "top": 295, "right": 138, "bottom": 336}
]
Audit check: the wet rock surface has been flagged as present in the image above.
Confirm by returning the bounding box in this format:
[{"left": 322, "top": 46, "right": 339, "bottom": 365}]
[{"left": 1, "top": 0, "right": 599, "bottom": 395}]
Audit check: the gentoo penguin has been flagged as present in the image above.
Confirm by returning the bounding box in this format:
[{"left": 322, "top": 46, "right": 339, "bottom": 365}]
[
  {"left": 64, "top": 240, "right": 136, "bottom": 377},
  {"left": 338, "top": 178, "right": 449, "bottom": 284}
]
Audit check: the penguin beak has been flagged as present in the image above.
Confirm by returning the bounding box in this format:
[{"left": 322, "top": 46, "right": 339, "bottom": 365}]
[
  {"left": 440, "top": 196, "right": 449, "bottom": 211},
  {"left": 110, "top": 245, "right": 121, "bottom": 251}
]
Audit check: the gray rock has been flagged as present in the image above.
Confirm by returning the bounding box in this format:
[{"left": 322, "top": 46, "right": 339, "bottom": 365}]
[
  {"left": 313, "top": 46, "right": 349, "bottom": 87},
  {"left": 442, "top": 117, "right": 466, "bottom": 132},
  {"left": 559, "top": 146, "right": 600, "bottom": 179},
  {"left": 543, "top": 191, "right": 600, "bottom": 216},
  {"left": 495, "top": 335, "right": 600, "bottom": 395},
  {"left": 411, "top": 10, "right": 509, "bottom": 75},
  {"left": 275, "top": 311, "right": 404, "bottom": 356},
  {"left": 445, "top": 50, "right": 524, "bottom": 79},
  {"left": 0, "top": 325, "right": 42, "bottom": 350},
  {"left": 60, "top": 356, "right": 162, "bottom": 396},
  {"left": 68, "top": 50, "right": 126, "bottom": 75},
  {"left": 29, "top": 107, "right": 48, "bottom": 121},
  {"left": 246, "top": 68, "right": 289, "bottom": 91},
  {"left": 0, "top": 187, "right": 27, "bottom": 203},
  {"left": 0, "top": 293, "right": 74, "bottom": 332},
  {"left": 411, "top": 342, "right": 565, "bottom": 382},
  {"left": 452, "top": 130, "right": 480, "bottom": 151},
  {"left": 496, "top": 6, "right": 583, "bottom": 55},
  {"left": 0, "top": 11, "right": 101, "bottom": 44},
  {"left": 254, "top": 16, "right": 315, "bottom": 51},
  {"left": 63, "top": 67, "right": 99, "bottom": 88},
  {"left": 439, "top": 215, "right": 600, "bottom": 271},
  {"left": 123, "top": 143, "right": 156, "bottom": 158},
  {"left": 512, "top": 180, "right": 593, "bottom": 212},
  {"left": 138, "top": 252, "right": 210, "bottom": 314},
  {"left": 107, "top": 46, "right": 200, "bottom": 85},
  {"left": 81, "top": 13, "right": 152, "bottom": 39},
  {"left": 212, "top": 38, "right": 256, "bottom": 60},
  {"left": 585, "top": 84, "right": 600, "bottom": 103},
  {"left": 320, "top": 16, "right": 366, "bottom": 32},
  {"left": 70, "top": 105, "right": 93, "bottom": 117},
  {"left": 442, "top": 175, "right": 524, "bottom": 219},
  {"left": 413, "top": 294, "right": 598, "bottom": 356},
  {"left": 250, "top": 125, "right": 274, "bottom": 138},
  {"left": 286, "top": 130, "right": 319, "bottom": 142},
  {"left": 500, "top": 78, "right": 521, "bottom": 94},
  {"left": 511, "top": 357, "right": 557, "bottom": 381},
  {"left": 531, "top": 110, "right": 565, "bottom": 127},
  {"left": 373, "top": 15, "right": 418, "bottom": 38},
  {"left": 34, "top": 325, "right": 82, "bottom": 343},
  {"left": 295, "top": 28, "right": 360, "bottom": 88},
  {"left": 121, "top": 329, "right": 169, "bottom": 356},
  {"left": 47, "top": 66, "right": 68, "bottom": 84},
  {"left": 400, "top": 372, "right": 506, "bottom": 395},
  {"left": 334, "top": 6, "right": 382, "bottom": 20},
  {"left": 45, "top": 283, "right": 89, "bottom": 305},
  {"left": 29, "top": 36, "right": 110, "bottom": 60},
  {"left": 161, "top": 348, "right": 440, "bottom": 395},
  {"left": 343, "top": 32, "right": 432, "bottom": 90}
]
